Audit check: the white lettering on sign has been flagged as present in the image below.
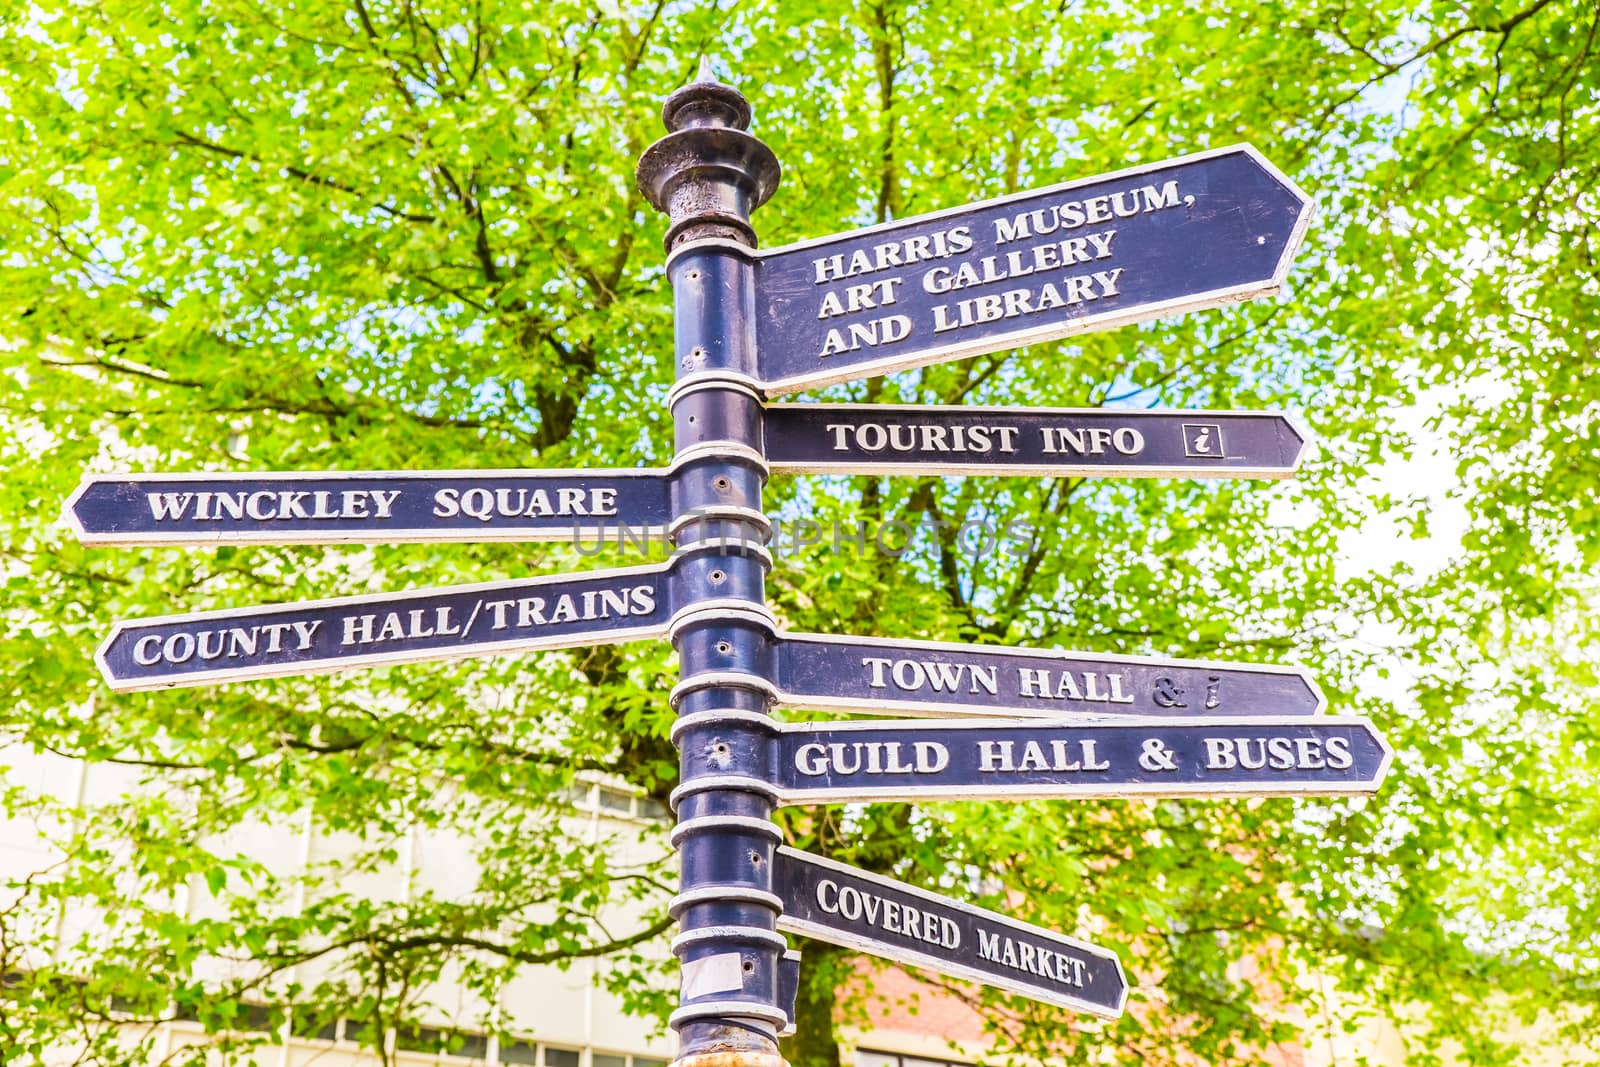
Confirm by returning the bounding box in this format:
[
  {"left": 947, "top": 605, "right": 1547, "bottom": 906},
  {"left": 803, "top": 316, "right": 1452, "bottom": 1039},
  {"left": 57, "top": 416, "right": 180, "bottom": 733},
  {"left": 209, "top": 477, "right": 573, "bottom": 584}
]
[
  {"left": 146, "top": 490, "right": 400, "bottom": 523},
  {"left": 817, "top": 314, "right": 913, "bottom": 357},
  {"left": 796, "top": 177, "right": 1204, "bottom": 363},
  {"left": 811, "top": 226, "right": 975, "bottom": 285},
  {"left": 862, "top": 657, "right": 1000, "bottom": 696},
  {"left": 1015, "top": 667, "right": 1135, "bottom": 705},
  {"left": 1202, "top": 736, "right": 1354, "bottom": 771},
  {"left": 976, "top": 928, "right": 1088, "bottom": 988},
  {"left": 976, "top": 738, "right": 1111, "bottom": 773},
  {"left": 923, "top": 230, "right": 1118, "bottom": 294},
  {"left": 131, "top": 621, "right": 322, "bottom": 666},
  {"left": 990, "top": 182, "right": 1184, "bottom": 244},
  {"left": 1039, "top": 426, "right": 1145, "bottom": 456},
  {"left": 481, "top": 585, "right": 657, "bottom": 633},
  {"left": 817, "top": 277, "right": 904, "bottom": 319},
  {"left": 824, "top": 422, "right": 1020, "bottom": 455},
  {"left": 929, "top": 269, "right": 1125, "bottom": 335},
  {"left": 340, "top": 607, "right": 464, "bottom": 647},
  {"left": 792, "top": 740, "right": 951, "bottom": 777},
  {"left": 433, "top": 486, "right": 619, "bottom": 521},
  {"left": 814, "top": 878, "right": 961, "bottom": 949}
]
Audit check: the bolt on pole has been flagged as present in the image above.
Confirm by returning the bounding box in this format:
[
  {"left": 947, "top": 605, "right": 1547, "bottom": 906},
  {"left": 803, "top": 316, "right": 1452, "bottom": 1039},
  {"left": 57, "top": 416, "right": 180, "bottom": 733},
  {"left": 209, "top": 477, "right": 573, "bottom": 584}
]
[{"left": 636, "top": 62, "right": 788, "bottom": 1065}]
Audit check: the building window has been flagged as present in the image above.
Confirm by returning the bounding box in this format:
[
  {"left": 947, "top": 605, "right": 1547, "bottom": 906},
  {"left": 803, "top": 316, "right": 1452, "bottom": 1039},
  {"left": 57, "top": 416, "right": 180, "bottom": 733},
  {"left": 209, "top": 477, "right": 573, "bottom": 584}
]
[
  {"left": 544, "top": 1045, "right": 581, "bottom": 1067},
  {"left": 498, "top": 1038, "right": 539, "bottom": 1065},
  {"left": 636, "top": 797, "right": 668, "bottom": 822},
  {"left": 290, "top": 1008, "right": 339, "bottom": 1041},
  {"left": 397, "top": 1025, "right": 446, "bottom": 1052},
  {"left": 445, "top": 1031, "right": 489, "bottom": 1059}
]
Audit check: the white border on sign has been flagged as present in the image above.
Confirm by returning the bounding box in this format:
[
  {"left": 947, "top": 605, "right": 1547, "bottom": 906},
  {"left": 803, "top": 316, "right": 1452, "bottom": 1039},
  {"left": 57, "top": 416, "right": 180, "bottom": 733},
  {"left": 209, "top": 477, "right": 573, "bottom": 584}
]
[
  {"left": 94, "top": 560, "right": 673, "bottom": 692},
  {"left": 769, "top": 714, "right": 1394, "bottom": 804},
  {"left": 672, "top": 144, "right": 1315, "bottom": 396},
  {"left": 769, "top": 630, "right": 1327, "bottom": 718},
  {"left": 762, "top": 403, "right": 1314, "bottom": 479},
  {"left": 62, "top": 466, "right": 675, "bottom": 547},
  {"left": 773, "top": 846, "right": 1128, "bottom": 1018}
]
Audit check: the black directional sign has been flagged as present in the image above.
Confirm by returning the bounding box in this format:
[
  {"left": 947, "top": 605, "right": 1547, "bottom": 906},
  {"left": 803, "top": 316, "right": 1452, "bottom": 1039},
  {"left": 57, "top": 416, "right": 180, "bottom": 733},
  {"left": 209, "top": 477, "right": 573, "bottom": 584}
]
[
  {"left": 97, "top": 562, "right": 672, "bottom": 691},
  {"left": 771, "top": 632, "right": 1323, "bottom": 719},
  {"left": 750, "top": 144, "right": 1313, "bottom": 394},
  {"left": 773, "top": 847, "right": 1126, "bottom": 1017},
  {"left": 772, "top": 716, "right": 1390, "bottom": 804},
  {"left": 65, "top": 469, "right": 670, "bottom": 546},
  {"left": 764, "top": 404, "right": 1309, "bottom": 479}
]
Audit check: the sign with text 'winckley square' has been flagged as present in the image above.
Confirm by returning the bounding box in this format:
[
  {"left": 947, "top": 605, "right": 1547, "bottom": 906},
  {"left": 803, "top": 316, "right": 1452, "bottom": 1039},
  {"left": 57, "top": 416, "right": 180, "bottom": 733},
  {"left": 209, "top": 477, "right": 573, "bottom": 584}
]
[{"left": 67, "top": 468, "right": 671, "bottom": 545}]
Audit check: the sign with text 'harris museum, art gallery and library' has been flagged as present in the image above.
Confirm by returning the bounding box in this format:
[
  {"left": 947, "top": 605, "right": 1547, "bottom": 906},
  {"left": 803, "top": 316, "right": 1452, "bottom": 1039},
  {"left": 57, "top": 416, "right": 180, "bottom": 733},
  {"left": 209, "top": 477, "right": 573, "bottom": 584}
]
[{"left": 67, "top": 68, "right": 1386, "bottom": 1053}]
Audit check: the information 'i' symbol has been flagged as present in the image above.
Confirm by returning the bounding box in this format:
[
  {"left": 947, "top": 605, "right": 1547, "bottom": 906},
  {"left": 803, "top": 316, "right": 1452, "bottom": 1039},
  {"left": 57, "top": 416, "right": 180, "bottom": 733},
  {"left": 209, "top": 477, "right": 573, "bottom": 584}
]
[{"left": 1182, "top": 422, "right": 1225, "bottom": 459}]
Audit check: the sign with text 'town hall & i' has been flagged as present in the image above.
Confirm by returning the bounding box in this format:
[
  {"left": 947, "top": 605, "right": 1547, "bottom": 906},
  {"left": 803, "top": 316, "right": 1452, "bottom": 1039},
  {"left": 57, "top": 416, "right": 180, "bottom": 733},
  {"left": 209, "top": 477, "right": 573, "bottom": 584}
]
[{"left": 768, "top": 632, "right": 1324, "bottom": 719}]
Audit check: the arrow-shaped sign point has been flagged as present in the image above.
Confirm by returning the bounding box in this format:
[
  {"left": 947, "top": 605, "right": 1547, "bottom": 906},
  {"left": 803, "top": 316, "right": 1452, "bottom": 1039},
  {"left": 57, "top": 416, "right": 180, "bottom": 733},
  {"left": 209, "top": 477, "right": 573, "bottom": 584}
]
[{"left": 774, "top": 847, "right": 1127, "bottom": 1017}]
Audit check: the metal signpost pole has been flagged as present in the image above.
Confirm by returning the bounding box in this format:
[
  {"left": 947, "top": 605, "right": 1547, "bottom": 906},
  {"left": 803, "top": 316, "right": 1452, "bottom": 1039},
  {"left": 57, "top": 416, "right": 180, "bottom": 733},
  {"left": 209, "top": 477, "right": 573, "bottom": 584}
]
[{"left": 636, "top": 66, "right": 787, "bottom": 1066}]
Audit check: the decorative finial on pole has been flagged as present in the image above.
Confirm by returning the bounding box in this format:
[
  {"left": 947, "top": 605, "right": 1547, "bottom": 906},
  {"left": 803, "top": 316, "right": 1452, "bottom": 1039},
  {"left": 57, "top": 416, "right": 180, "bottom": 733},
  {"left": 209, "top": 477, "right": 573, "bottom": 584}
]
[{"left": 635, "top": 68, "right": 779, "bottom": 250}]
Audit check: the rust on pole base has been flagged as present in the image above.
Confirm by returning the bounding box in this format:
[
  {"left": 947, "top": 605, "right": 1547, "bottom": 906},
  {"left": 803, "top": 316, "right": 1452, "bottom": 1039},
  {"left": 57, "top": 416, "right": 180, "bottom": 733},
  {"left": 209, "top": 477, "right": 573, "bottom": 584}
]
[{"left": 672, "top": 1049, "right": 788, "bottom": 1067}]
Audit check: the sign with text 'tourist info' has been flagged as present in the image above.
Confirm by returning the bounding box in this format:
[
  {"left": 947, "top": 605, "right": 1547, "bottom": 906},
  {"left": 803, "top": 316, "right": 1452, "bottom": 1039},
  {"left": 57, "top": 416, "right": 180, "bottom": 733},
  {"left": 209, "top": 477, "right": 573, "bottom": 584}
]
[{"left": 763, "top": 404, "right": 1309, "bottom": 478}]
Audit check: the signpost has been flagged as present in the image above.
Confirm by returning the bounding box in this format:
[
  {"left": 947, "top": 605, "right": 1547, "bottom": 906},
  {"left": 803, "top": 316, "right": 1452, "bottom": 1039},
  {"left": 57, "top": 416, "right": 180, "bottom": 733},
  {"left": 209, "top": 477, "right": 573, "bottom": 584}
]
[
  {"left": 96, "top": 562, "right": 672, "bottom": 691},
  {"left": 773, "top": 848, "right": 1126, "bottom": 1018},
  {"left": 764, "top": 404, "right": 1309, "bottom": 478},
  {"left": 769, "top": 632, "right": 1324, "bottom": 719},
  {"left": 771, "top": 716, "right": 1391, "bottom": 804},
  {"left": 749, "top": 144, "right": 1313, "bottom": 395},
  {"left": 66, "top": 468, "right": 671, "bottom": 545},
  {"left": 63, "top": 65, "right": 1374, "bottom": 1067}
]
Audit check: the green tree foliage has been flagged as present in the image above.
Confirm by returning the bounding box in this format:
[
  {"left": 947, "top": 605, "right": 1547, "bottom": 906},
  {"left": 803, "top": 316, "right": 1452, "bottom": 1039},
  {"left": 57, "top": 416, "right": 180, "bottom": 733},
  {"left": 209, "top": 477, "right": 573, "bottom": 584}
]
[{"left": 0, "top": 1, "right": 1596, "bottom": 1064}]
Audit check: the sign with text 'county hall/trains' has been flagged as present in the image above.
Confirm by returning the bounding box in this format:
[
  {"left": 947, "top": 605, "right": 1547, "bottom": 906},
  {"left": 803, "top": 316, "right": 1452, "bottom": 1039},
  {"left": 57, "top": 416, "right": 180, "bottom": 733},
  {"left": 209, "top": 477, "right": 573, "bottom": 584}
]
[
  {"left": 774, "top": 847, "right": 1126, "bottom": 1017},
  {"left": 749, "top": 145, "right": 1313, "bottom": 394},
  {"left": 770, "top": 716, "right": 1391, "bottom": 804},
  {"left": 96, "top": 562, "right": 672, "bottom": 691},
  {"left": 769, "top": 632, "right": 1323, "bottom": 719},
  {"left": 65, "top": 468, "right": 672, "bottom": 546},
  {"left": 763, "top": 404, "right": 1310, "bottom": 478}
]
